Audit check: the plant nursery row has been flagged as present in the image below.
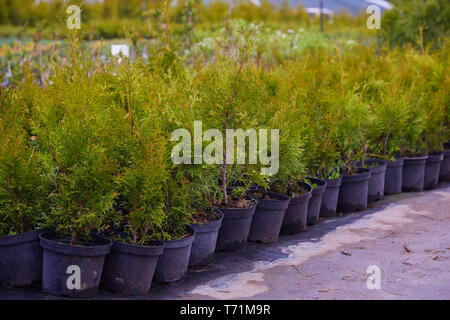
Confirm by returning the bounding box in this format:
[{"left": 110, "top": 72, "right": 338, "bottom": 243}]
[{"left": 0, "top": 33, "right": 449, "bottom": 298}]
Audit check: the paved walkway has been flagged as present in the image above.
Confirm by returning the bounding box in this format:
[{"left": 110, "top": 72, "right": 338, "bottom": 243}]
[{"left": 1, "top": 184, "right": 449, "bottom": 300}]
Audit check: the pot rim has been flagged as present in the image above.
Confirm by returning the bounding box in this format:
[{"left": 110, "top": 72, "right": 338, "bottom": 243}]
[
  {"left": 306, "top": 177, "right": 327, "bottom": 194},
  {"left": 190, "top": 209, "right": 224, "bottom": 233},
  {"left": 287, "top": 182, "right": 313, "bottom": 205},
  {"left": 111, "top": 240, "right": 165, "bottom": 256},
  {"left": 403, "top": 155, "right": 429, "bottom": 161},
  {"left": 40, "top": 231, "right": 112, "bottom": 257},
  {"left": 426, "top": 152, "right": 444, "bottom": 162},
  {"left": 341, "top": 168, "right": 371, "bottom": 182},
  {"left": 0, "top": 229, "right": 45, "bottom": 247},
  {"left": 386, "top": 157, "right": 404, "bottom": 167},
  {"left": 161, "top": 226, "right": 196, "bottom": 249},
  {"left": 216, "top": 198, "right": 258, "bottom": 211},
  {"left": 324, "top": 175, "right": 342, "bottom": 187},
  {"left": 256, "top": 191, "right": 291, "bottom": 202}
]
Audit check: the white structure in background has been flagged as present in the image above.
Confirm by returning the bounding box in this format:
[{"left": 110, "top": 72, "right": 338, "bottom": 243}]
[
  {"left": 249, "top": 0, "right": 261, "bottom": 6},
  {"left": 111, "top": 44, "right": 129, "bottom": 63},
  {"left": 365, "top": 0, "right": 393, "bottom": 10},
  {"left": 305, "top": 7, "right": 334, "bottom": 20}
]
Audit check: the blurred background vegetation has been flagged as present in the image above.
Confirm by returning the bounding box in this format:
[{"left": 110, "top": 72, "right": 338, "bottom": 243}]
[
  {"left": 0, "top": 0, "right": 449, "bottom": 86},
  {"left": 0, "top": 1, "right": 448, "bottom": 46}
]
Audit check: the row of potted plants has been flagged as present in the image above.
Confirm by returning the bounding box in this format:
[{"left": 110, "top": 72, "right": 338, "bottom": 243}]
[
  {"left": 1, "top": 36, "right": 449, "bottom": 297},
  {"left": 2, "top": 143, "right": 449, "bottom": 298}
]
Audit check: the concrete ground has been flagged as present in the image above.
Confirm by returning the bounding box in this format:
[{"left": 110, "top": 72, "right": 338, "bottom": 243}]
[{"left": 1, "top": 184, "right": 449, "bottom": 300}]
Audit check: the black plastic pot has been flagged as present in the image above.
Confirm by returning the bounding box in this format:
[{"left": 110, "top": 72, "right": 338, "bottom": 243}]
[
  {"left": 402, "top": 156, "right": 428, "bottom": 192},
  {"left": 248, "top": 192, "right": 290, "bottom": 243},
  {"left": 215, "top": 201, "right": 257, "bottom": 252},
  {"left": 384, "top": 158, "right": 404, "bottom": 195},
  {"left": 280, "top": 182, "right": 312, "bottom": 235},
  {"left": 439, "top": 149, "right": 450, "bottom": 183},
  {"left": 319, "top": 177, "right": 342, "bottom": 218},
  {"left": 100, "top": 241, "right": 165, "bottom": 296},
  {"left": 189, "top": 209, "right": 223, "bottom": 267},
  {"left": 306, "top": 178, "right": 327, "bottom": 225},
  {"left": 424, "top": 153, "right": 444, "bottom": 189},
  {"left": 40, "top": 232, "right": 112, "bottom": 298},
  {"left": 154, "top": 226, "right": 195, "bottom": 284},
  {"left": 337, "top": 168, "right": 371, "bottom": 213},
  {"left": 362, "top": 160, "right": 387, "bottom": 202},
  {"left": 0, "top": 230, "right": 44, "bottom": 287}
]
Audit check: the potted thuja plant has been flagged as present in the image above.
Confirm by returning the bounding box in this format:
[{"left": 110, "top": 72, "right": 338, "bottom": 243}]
[
  {"left": 440, "top": 142, "right": 450, "bottom": 183},
  {"left": 248, "top": 114, "right": 292, "bottom": 243},
  {"left": 0, "top": 126, "right": 52, "bottom": 287},
  {"left": 398, "top": 98, "right": 428, "bottom": 192},
  {"left": 336, "top": 95, "right": 371, "bottom": 213},
  {"left": 38, "top": 117, "right": 116, "bottom": 298},
  {"left": 259, "top": 118, "right": 310, "bottom": 237},
  {"left": 422, "top": 102, "right": 446, "bottom": 189},
  {"left": 365, "top": 83, "right": 410, "bottom": 195},
  {"left": 186, "top": 165, "right": 224, "bottom": 267},
  {"left": 101, "top": 132, "right": 167, "bottom": 295},
  {"left": 270, "top": 166, "right": 312, "bottom": 236},
  {"left": 193, "top": 47, "right": 264, "bottom": 251},
  {"left": 299, "top": 88, "right": 342, "bottom": 219},
  {"left": 153, "top": 168, "right": 196, "bottom": 283}
]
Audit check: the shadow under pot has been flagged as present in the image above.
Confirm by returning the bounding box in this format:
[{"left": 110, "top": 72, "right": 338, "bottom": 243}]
[
  {"left": 359, "top": 159, "right": 387, "bottom": 202},
  {"left": 319, "top": 177, "right": 342, "bottom": 218},
  {"left": 424, "top": 153, "right": 444, "bottom": 189},
  {"left": 439, "top": 149, "right": 450, "bottom": 183},
  {"left": 0, "top": 230, "right": 45, "bottom": 287},
  {"left": 384, "top": 158, "right": 404, "bottom": 195},
  {"left": 215, "top": 200, "right": 257, "bottom": 252},
  {"left": 402, "top": 156, "right": 428, "bottom": 192},
  {"left": 40, "top": 232, "right": 112, "bottom": 298},
  {"left": 100, "top": 240, "right": 165, "bottom": 296},
  {"left": 280, "top": 182, "right": 312, "bottom": 235},
  {"left": 249, "top": 192, "right": 290, "bottom": 243},
  {"left": 189, "top": 209, "right": 224, "bottom": 267},
  {"left": 154, "top": 226, "right": 196, "bottom": 284},
  {"left": 306, "top": 178, "right": 327, "bottom": 225},
  {"left": 337, "top": 168, "right": 371, "bottom": 214}
]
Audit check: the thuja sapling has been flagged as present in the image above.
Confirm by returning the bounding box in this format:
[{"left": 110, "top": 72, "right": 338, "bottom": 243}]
[
  {"left": 29, "top": 33, "right": 131, "bottom": 246},
  {"left": 0, "top": 126, "right": 52, "bottom": 236},
  {"left": 116, "top": 139, "right": 168, "bottom": 245},
  {"left": 41, "top": 121, "right": 118, "bottom": 245},
  {"left": 194, "top": 30, "right": 268, "bottom": 207},
  {"left": 0, "top": 123, "right": 53, "bottom": 287}
]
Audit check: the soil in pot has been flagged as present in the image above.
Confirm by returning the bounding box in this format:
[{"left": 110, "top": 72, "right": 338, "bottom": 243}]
[
  {"left": 248, "top": 191, "right": 290, "bottom": 243},
  {"left": 40, "top": 232, "right": 112, "bottom": 298},
  {"left": 439, "top": 149, "right": 450, "bottom": 183},
  {"left": 384, "top": 158, "right": 404, "bottom": 195},
  {"left": 319, "top": 177, "right": 342, "bottom": 218},
  {"left": 215, "top": 199, "right": 257, "bottom": 252},
  {"left": 100, "top": 240, "right": 165, "bottom": 296},
  {"left": 189, "top": 209, "right": 223, "bottom": 267},
  {"left": 402, "top": 155, "right": 429, "bottom": 192},
  {"left": 0, "top": 230, "right": 44, "bottom": 287},
  {"left": 154, "top": 226, "right": 196, "bottom": 284},
  {"left": 424, "top": 153, "right": 444, "bottom": 189},
  {"left": 337, "top": 168, "right": 371, "bottom": 213},
  {"left": 358, "top": 159, "right": 387, "bottom": 202},
  {"left": 280, "top": 182, "right": 312, "bottom": 235},
  {"left": 305, "top": 178, "right": 327, "bottom": 225}
]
